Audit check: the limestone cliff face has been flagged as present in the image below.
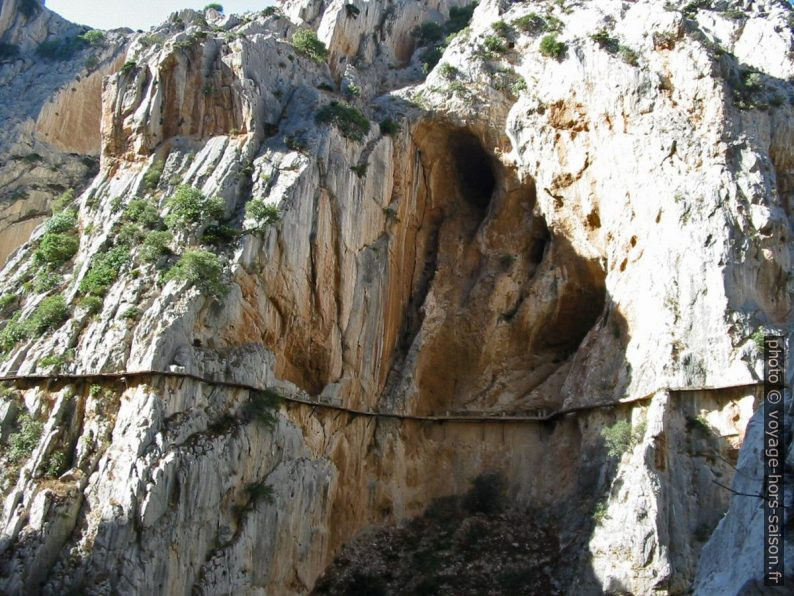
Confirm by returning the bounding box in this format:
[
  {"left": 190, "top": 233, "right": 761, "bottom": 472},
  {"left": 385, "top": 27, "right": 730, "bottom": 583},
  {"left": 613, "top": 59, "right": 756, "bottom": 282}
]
[
  {"left": 0, "top": 0, "right": 791, "bottom": 594},
  {"left": 0, "top": 0, "right": 128, "bottom": 263}
]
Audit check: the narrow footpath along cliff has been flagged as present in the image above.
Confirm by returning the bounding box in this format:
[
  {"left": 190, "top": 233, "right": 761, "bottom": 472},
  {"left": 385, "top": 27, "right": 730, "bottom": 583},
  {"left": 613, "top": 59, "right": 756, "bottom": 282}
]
[{"left": 0, "top": 0, "right": 792, "bottom": 594}]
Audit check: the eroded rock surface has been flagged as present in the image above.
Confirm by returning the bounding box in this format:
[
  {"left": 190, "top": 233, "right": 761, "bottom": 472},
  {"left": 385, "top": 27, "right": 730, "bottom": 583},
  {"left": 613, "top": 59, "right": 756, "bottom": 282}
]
[{"left": 0, "top": 0, "right": 791, "bottom": 594}]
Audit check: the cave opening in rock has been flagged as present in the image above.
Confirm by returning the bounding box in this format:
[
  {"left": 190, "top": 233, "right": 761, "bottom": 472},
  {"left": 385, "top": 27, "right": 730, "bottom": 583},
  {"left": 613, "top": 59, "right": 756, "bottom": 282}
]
[{"left": 449, "top": 131, "right": 496, "bottom": 210}]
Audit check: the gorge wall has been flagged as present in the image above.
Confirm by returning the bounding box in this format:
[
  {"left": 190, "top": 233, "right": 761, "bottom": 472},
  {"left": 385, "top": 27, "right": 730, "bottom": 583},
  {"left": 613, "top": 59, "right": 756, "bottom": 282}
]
[{"left": 0, "top": 0, "right": 792, "bottom": 594}]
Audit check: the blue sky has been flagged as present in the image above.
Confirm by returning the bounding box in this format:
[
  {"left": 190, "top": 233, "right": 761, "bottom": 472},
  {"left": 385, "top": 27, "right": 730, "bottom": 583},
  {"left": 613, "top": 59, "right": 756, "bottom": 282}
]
[{"left": 45, "top": 0, "right": 274, "bottom": 31}]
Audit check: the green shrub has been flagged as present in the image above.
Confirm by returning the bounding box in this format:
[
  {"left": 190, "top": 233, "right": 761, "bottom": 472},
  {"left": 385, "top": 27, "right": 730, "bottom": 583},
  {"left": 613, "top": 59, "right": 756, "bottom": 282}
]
[
  {"left": 439, "top": 63, "right": 459, "bottom": 79},
  {"left": 463, "top": 472, "right": 506, "bottom": 515},
  {"left": 247, "top": 481, "right": 275, "bottom": 503},
  {"left": 79, "top": 246, "right": 130, "bottom": 297},
  {"left": 619, "top": 45, "right": 639, "bottom": 66},
  {"left": 32, "top": 270, "right": 60, "bottom": 293},
  {"left": 343, "top": 82, "right": 361, "bottom": 98},
  {"left": 350, "top": 163, "right": 367, "bottom": 177},
  {"left": 491, "top": 20, "right": 513, "bottom": 38},
  {"left": 122, "top": 306, "right": 141, "bottom": 321},
  {"left": 118, "top": 222, "right": 143, "bottom": 245},
  {"left": 413, "top": 21, "right": 445, "bottom": 45},
  {"left": 292, "top": 29, "right": 328, "bottom": 62},
  {"left": 78, "top": 30, "right": 105, "bottom": 46},
  {"left": 244, "top": 388, "right": 283, "bottom": 429},
  {"left": 38, "top": 353, "right": 69, "bottom": 371},
  {"left": 0, "top": 42, "right": 20, "bottom": 61},
  {"left": 593, "top": 499, "right": 608, "bottom": 525},
  {"left": 201, "top": 223, "right": 239, "bottom": 245},
  {"left": 33, "top": 233, "right": 79, "bottom": 266},
  {"left": 345, "top": 4, "right": 360, "bottom": 18},
  {"left": 7, "top": 413, "right": 42, "bottom": 464},
  {"left": 419, "top": 45, "right": 443, "bottom": 72},
  {"left": 124, "top": 198, "right": 161, "bottom": 228},
  {"left": 80, "top": 295, "right": 104, "bottom": 315},
  {"left": 26, "top": 295, "right": 69, "bottom": 337},
  {"left": 246, "top": 199, "right": 280, "bottom": 230},
  {"left": 513, "top": 13, "right": 547, "bottom": 35},
  {"left": 315, "top": 101, "right": 370, "bottom": 141},
  {"left": 602, "top": 419, "right": 645, "bottom": 458},
  {"left": 142, "top": 160, "right": 164, "bottom": 191},
  {"left": 89, "top": 384, "right": 102, "bottom": 397},
  {"left": 0, "top": 293, "right": 16, "bottom": 313},
  {"left": 482, "top": 35, "right": 507, "bottom": 55},
  {"left": 44, "top": 450, "right": 67, "bottom": 477},
  {"left": 120, "top": 60, "right": 137, "bottom": 75},
  {"left": 164, "top": 186, "right": 224, "bottom": 228},
  {"left": 751, "top": 329, "right": 765, "bottom": 351},
  {"left": 723, "top": 9, "right": 746, "bottom": 21},
  {"left": 379, "top": 118, "right": 400, "bottom": 136},
  {"left": 45, "top": 210, "right": 77, "bottom": 234},
  {"left": 539, "top": 34, "right": 566, "bottom": 60},
  {"left": 139, "top": 230, "right": 173, "bottom": 263},
  {"left": 165, "top": 250, "right": 227, "bottom": 297},
  {"left": 51, "top": 189, "right": 76, "bottom": 213},
  {"left": 205, "top": 3, "right": 223, "bottom": 11},
  {"left": 591, "top": 29, "right": 618, "bottom": 52},
  {"left": 447, "top": 3, "right": 477, "bottom": 34},
  {"left": 0, "top": 311, "right": 28, "bottom": 352}
]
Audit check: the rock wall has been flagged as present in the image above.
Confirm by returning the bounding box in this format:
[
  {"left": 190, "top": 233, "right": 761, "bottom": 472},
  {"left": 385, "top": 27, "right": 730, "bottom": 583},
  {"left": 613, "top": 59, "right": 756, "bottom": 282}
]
[
  {"left": 0, "top": 0, "right": 128, "bottom": 264},
  {"left": 0, "top": 0, "right": 792, "bottom": 593}
]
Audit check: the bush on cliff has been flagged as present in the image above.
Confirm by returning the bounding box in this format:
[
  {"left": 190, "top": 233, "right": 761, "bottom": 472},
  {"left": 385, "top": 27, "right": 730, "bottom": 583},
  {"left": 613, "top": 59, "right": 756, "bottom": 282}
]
[
  {"left": 315, "top": 101, "right": 370, "bottom": 141},
  {"left": 292, "top": 29, "right": 328, "bottom": 63},
  {"left": 164, "top": 186, "right": 224, "bottom": 228},
  {"left": 165, "top": 250, "right": 226, "bottom": 297}
]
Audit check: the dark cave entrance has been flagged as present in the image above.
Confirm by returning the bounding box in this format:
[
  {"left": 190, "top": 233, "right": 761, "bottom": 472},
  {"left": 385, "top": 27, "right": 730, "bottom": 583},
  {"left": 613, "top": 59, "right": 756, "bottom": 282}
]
[{"left": 449, "top": 130, "right": 497, "bottom": 211}]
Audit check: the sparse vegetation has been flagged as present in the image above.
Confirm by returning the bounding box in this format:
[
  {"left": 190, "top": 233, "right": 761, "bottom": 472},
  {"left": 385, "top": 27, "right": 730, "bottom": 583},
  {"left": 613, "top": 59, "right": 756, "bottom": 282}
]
[
  {"left": 751, "top": 329, "right": 766, "bottom": 352},
  {"left": 315, "top": 101, "right": 370, "bottom": 141},
  {"left": 7, "top": 413, "right": 42, "bottom": 464},
  {"left": 245, "top": 199, "right": 280, "bottom": 230},
  {"left": 79, "top": 246, "right": 130, "bottom": 297},
  {"left": 539, "top": 34, "right": 566, "bottom": 60},
  {"left": 481, "top": 34, "right": 507, "bottom": 55},
  {"left": 345, "top": 4, "right": 360, "bottom": 18},
  {"left": 120, "top": 60, "right": 137, "bottom": 75},
  {"left": 292, "top": 29, "right": 328, "bottom": 63},
  {"left": 31, "top": 270, "right": 60, "bottom": 293},
  {"left": 164, "top": 186, "right": 225, "bottom": 228},
  {"left": 80, "top": 295, "right": 104, "bottom": 315},
  {"left": 44, "top": 450, "right": 67, "bottom": 477},
  {"left": 38, "top": 352, "right": 70, "bottom": 371},
  {"left": 0, "top": 294, "right": 16, "bottom": 314},
  {"left": 143, "top": 160, "right": 164, "bottom": 191},
  {"left": 51, "top": 189, "right": 76, "bottom": 214},
  {"left": 513, "top": 12, "right": 548, "bottom": 35},
  {"left": 204, "top": 3, "right": 223, "bottom": 12},
  {"left": 593, "top": 499, "right": 608, "bottom": 525},
  {"left": 165, "top": 250, "right": 226, "bottom": 297},
  {"left": 413, "top": 21, "right": 445, "bottom": 46},
  {"left": 244, "top": 388, "right": 283, "bottom": 429},
  {"left": 379, "top": 117, "right": 400, "bottom": 136},
  {"left": 602, "top": 419, "right": 645, "bottom": 458},
  {"left": 124, "top": 198, "right": 161, "bottom": 229},
  {"left": 591, "top": 29, "right": 618, "bottom": 53},
  {"left": 78, "top": 30, "right": 105, "bottom": 46},
  {"left": 122, "top": 306, "right": 141, "bottom": 321},
  {"left": 619, "top": 45, "right": 639, "bottom": 66},
  {"left": 33, "top": 232, "right": 79, "bottom": 267},
  {"left": 439, "top": 63, "right": 459, "bottom": 80},
  {"left": 139, "top": 230, "right": 173, "bottom": 263},
  {"left": 413, "top": 3, "right": 477, "bottom": 73},
  {"left": 247, "top": 481, "right": 276, "bottom": 504}
]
